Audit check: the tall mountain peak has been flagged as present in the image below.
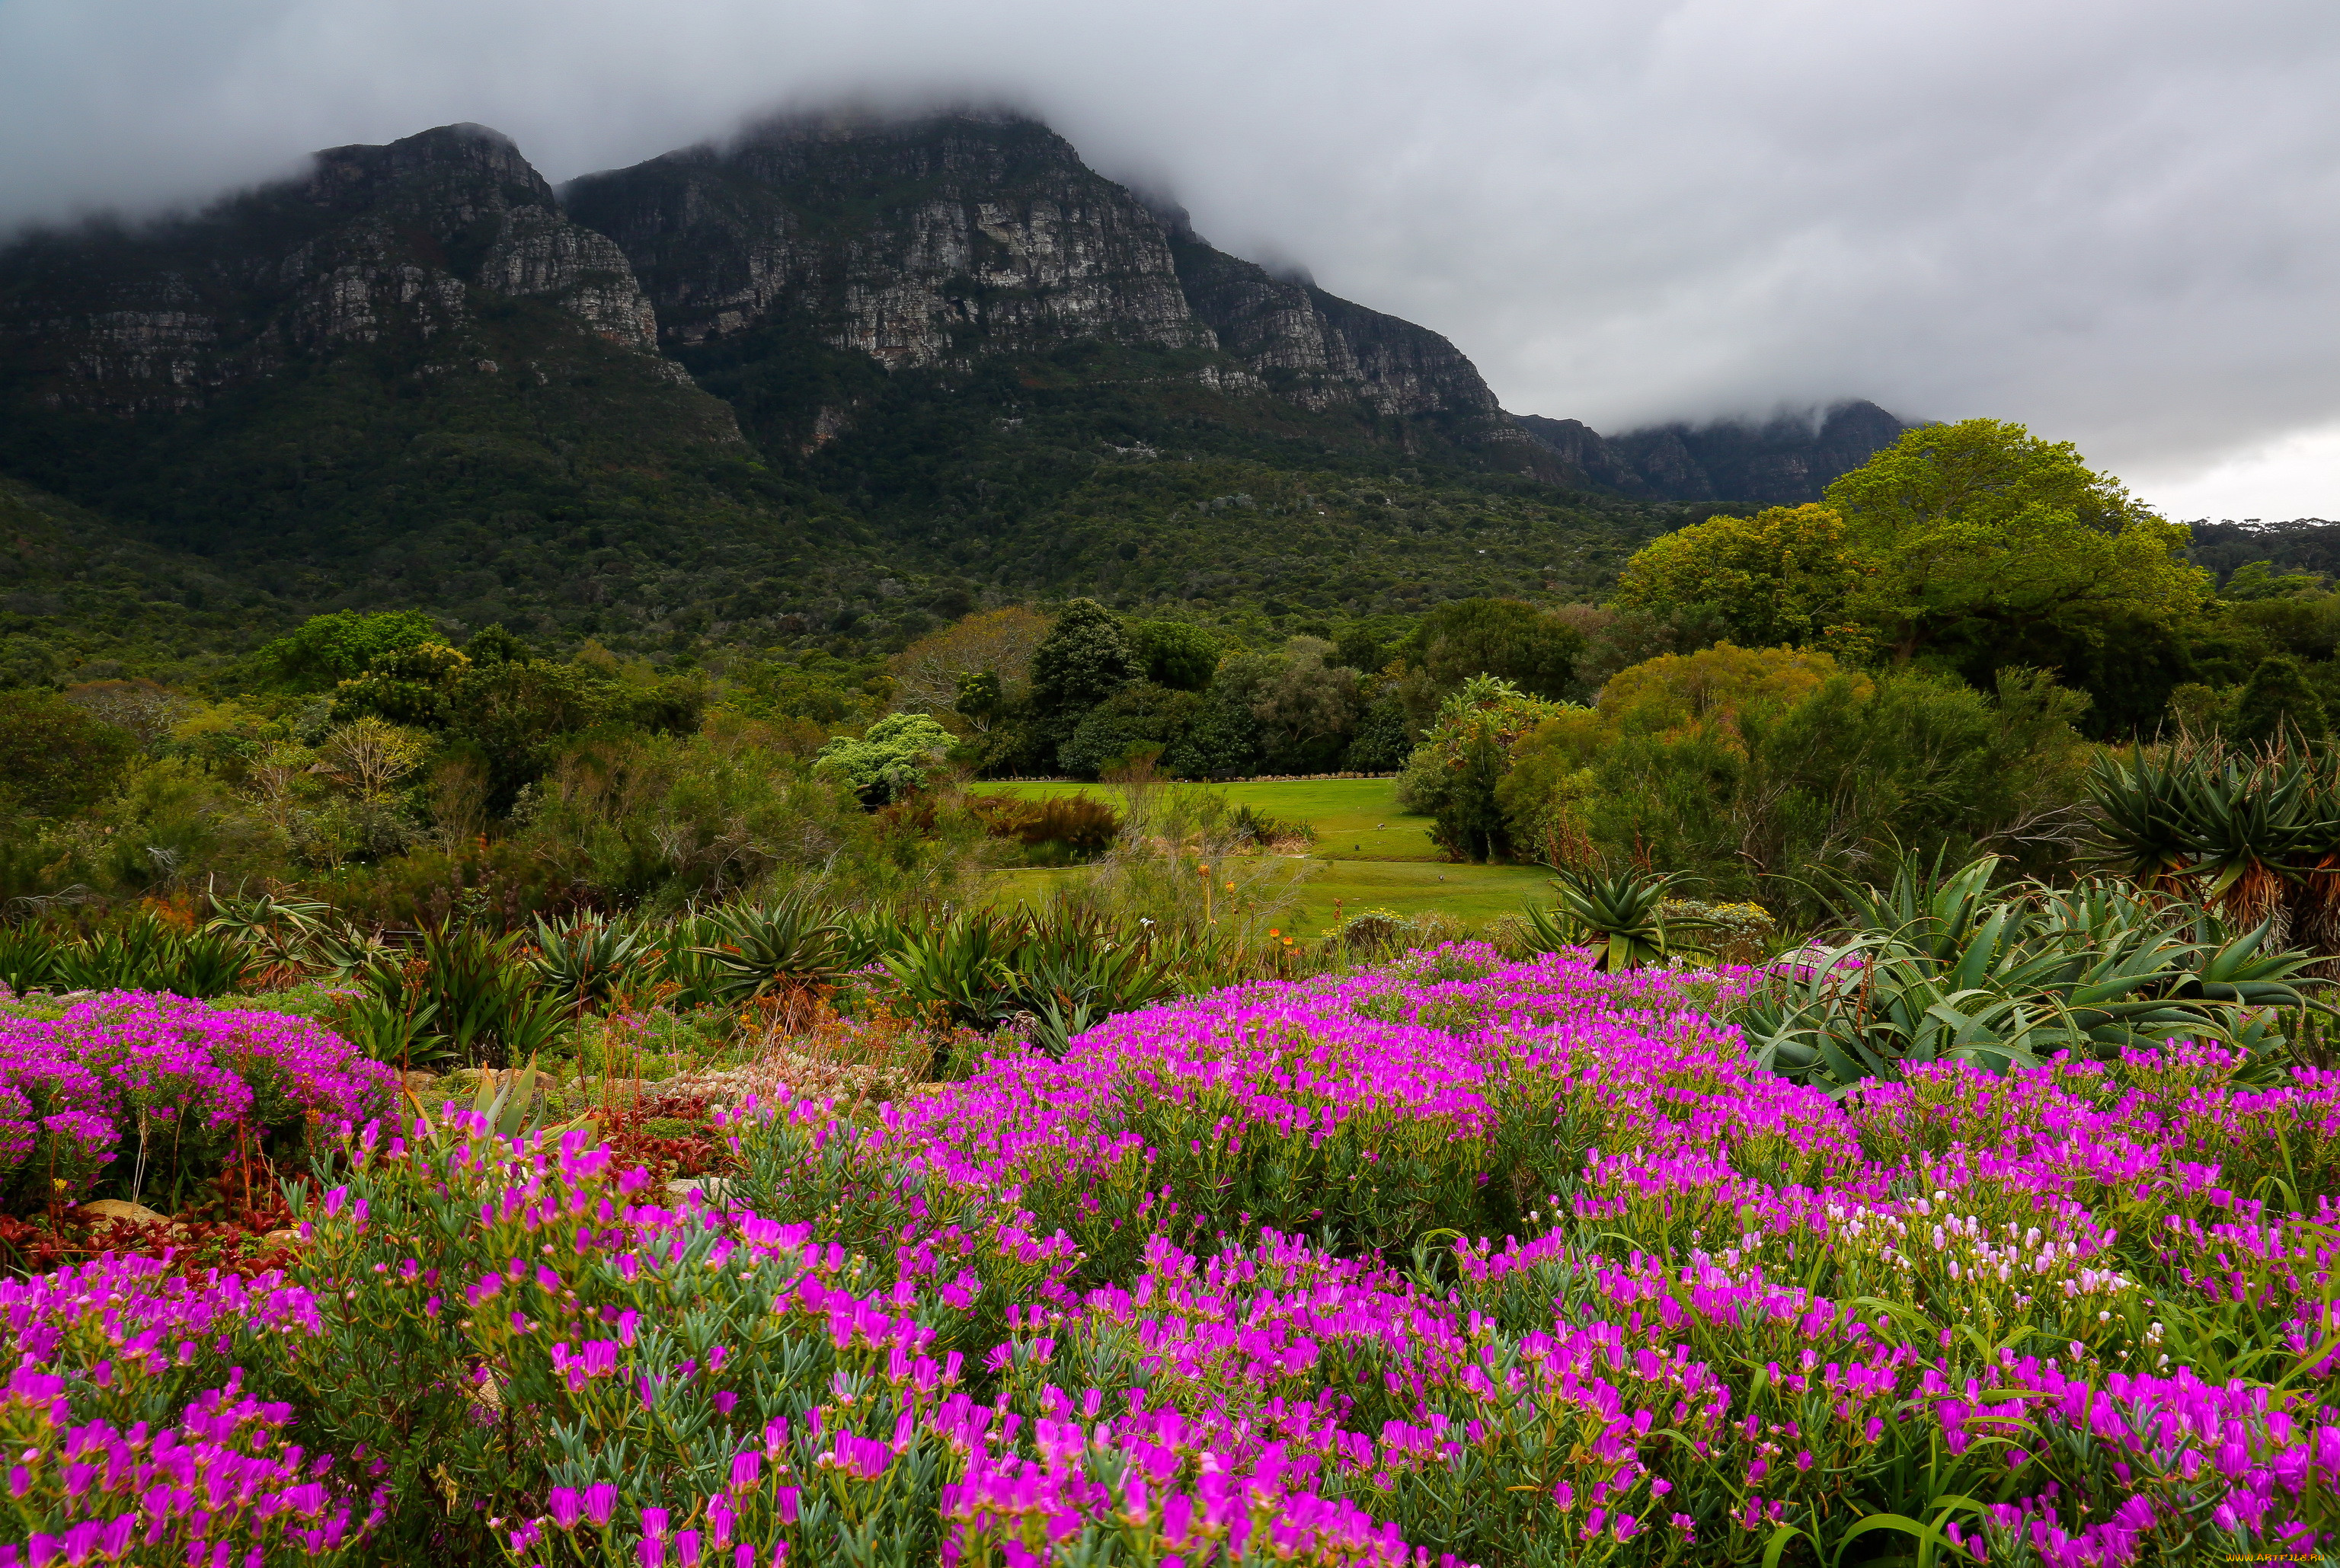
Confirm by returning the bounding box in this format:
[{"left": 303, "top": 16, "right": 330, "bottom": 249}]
[{"left": 565, "top": 108, "right": 1542, "bottom": 469}]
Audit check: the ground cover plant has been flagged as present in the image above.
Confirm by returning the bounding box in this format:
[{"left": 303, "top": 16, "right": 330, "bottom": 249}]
[{"left": 5, "top": 932, "right": 2339, "bottom": 1566}]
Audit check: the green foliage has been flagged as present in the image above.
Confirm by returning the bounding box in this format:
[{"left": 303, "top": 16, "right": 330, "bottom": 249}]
[
  {"left": 0, "top": 688, "right": 136, "bottom": 816},
  {"left": 1613, "top": 503, "right": 1868, "bottom": 649},
  {"left": 2221, "top": 559, "right": 2326, "bottom": 600},
  {"left": 1413, "top": 597, "right": 1585, "bottom": 700},
  {"left": 1824, "top": 417, "right": 2210, "bottom": 669},
  {"left": 880, "top": 904, "right": 1175, "bottom": 1056},
  {"left": 2233, "top": 653, "right": 2329, "bottom": 744},
  {"left": 1501, "top": 657, "right": 2093, "bottom": 922},
  {"left": 811, "top": 711, "right": 957, "bottom": 803},
  {"left": 1126, "top": 618, "right": 1220, "bottom": 690},
  {"left": 1740, "top": 856, "right": 2317, "bottom": 1094},
  {"left": 1056, "top": 682, "right": 1199, "bottom": 780},
  {"left": 1028, "top": 598, "right": 1141, "bottom": 766},
  {"left": 258, "top": 611, "right": 439, "bottom": 689},
  {"left": 2086, "top": 740, "right": 2340, "bottom": 954},
  {"left": 1344, "top": 692, "right": 1413, "bottom": 771},
  {"left": 1396, "top": 676, "right": 1572, "bottom": 862},
  {"left": 1162, "top": 679, "right": 1264, "bottom": 781}
]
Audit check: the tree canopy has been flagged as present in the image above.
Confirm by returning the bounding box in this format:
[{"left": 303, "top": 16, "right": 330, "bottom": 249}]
[
  {"left": 1822, "top": 419, "right": 2207, "bottom": 664},
  {"left": 1415, "top": 599, "right": 1585, "bottom": 701},
  {"left": 1610, "top": 503, "right": 1868, "bottom": 650}
]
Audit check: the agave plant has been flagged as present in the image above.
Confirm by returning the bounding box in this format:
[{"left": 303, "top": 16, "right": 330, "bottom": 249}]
[
  {"left": 1015, "top": 907, "right": 1176, "bottom": 1054},
  {"left": 531, "top": 914, "right": 655, "bottom": 1014},
  {"left": 883, "top": 909, "right": 1025, "bottom": 1030},
  {"left": 1526, "top": 869, "right": 1720, "bottom": 972},
  {"left": 690, "top": 896, "right": 849, "bottom": 1004},
  {"left": 1742, "top": 857, "right": 2319, "bottom": 1096},
  {"left": 203, "top": 891, "right": 333, "bottom": 970}
]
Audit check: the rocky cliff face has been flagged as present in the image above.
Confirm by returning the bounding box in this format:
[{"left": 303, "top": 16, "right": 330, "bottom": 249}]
[
  {"left": 0, "top": 123, "right": 675, "bottom": 417},
  {"left": 1514, "top": 401, "right": 1909, "bottom": 503},
  {"left": 567, "top": 112, "right": 1207, "bottom": 366},
  {"left": 568, "top": 112, "right": 1539, "bottom": 467}
]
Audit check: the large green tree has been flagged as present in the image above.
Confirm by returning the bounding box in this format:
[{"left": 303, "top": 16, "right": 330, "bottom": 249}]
[
  {"left": 1030, "top": 599, "right": 1140, "bottom": 718},
  {"left": 1822, "top": 419, "right": 2207, "bottom": 666},
  {"left": 1029, "top": 598, "right": 1142, "bottom": 768}
]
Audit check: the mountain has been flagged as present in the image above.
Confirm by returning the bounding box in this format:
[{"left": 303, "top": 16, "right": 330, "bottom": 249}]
[
  {"left": 0, "top": 111, "right": 1679, "bottom": 675},
  {"left": 1513, "top": 400, "right": 1910, "bottom": 503},
  {"left": 563, "top": 110, "right": 1552, "bottom": 474},
  {"left": 2188, "top": 519, "right": 2340, "bottom": 583}
]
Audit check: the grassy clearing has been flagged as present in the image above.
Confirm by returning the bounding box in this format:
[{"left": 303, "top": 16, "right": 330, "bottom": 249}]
[
  {"left": 989, "top": 777, "right": 1439, "bottom": 862},
  {"left": 982, "top": 775, "right": 1555, "bottom": 934}
]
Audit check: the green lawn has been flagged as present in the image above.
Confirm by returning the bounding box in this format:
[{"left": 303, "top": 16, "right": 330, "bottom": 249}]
[
  {"left": 980, "top": 777, "right": 1553, "bottom": 934},
  {"left": 987, "top": 777, "right": 1437, "bottom": 862}
]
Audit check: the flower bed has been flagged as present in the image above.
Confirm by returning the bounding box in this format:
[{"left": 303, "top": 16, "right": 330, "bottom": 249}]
[
  {"left": 4, "top": 950, "right": 2338, "bottom": 1565},
  {"left": 0, "top": 993, "right": 398, "bottom": 1215}
]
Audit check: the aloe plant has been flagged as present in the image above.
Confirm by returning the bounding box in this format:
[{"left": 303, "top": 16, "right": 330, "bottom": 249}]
[
  {"left": 531, "top": 914, "right": 654, "bottom": 1013},
  {"left": 883, "top": 909, "right": 1024, "bottom": 1030},
  {"left": 1742, "top": 857, "right": 2319, "bottom": 1095},
  {"left": 1526, "top": 869, "right": 1720, "bottom": 972},
  {"left": 690, "top": 896, "right": 849, "bottom": 1004},
  {"left": 2087, "top": 742, "right": 2340, "bottom": 934}
]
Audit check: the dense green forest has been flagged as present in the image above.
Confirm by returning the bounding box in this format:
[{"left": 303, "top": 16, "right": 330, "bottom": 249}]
[
  {"left": 5, "top": 410, "right": 2333, "bottom": 931},
  {"left": 0, "top": 329, "right": 1690, "bottom": 686}
]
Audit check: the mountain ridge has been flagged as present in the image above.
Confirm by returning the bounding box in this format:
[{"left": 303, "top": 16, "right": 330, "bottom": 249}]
[
  {"left": 1511, "top": 400, "right": 1911, "bottom": 504},
  {"left": 0, "top": 109, "right": 1873, "bottom": 679}
]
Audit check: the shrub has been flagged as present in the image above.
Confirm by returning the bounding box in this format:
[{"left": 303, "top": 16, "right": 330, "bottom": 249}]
[
  {"left": 1503, "top": 663, "right": 2092, "bottom": 921},
  {"left": 968, "top": 794, "right": 1123, "bottom": 857}
]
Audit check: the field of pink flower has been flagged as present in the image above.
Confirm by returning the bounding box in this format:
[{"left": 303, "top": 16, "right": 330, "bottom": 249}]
[{"left": 5, "top": 944, "right": 2338, "bottom": 1566}]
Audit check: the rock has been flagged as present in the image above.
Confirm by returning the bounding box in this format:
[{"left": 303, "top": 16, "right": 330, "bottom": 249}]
[
  {"left": 78, "top": 1199, "right": 168, "bottom": 1227},
  {"left": 0, "top": 123, "right": 682, "bottom": 421},
  {"left": 261, "top": 1228, "right": 300, "bottom": 1247},
  {"left": 664, "top": 1177, "right": 739, "bottom": 1206},
  {"left": 400, "top": 1070, "right": 441, "bottom": 1091},
  {"left": 562, "top": 111, "right": 1531, "bottom": 468}
]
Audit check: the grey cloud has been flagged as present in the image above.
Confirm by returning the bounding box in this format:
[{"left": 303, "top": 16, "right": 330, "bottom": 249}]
[{"left": 2, "top": 0, "right": 2334, "bottom": 493}]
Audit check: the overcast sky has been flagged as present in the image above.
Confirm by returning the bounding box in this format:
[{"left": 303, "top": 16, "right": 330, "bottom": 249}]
[{"left": 4, "top": 0, "right": 2334, "bottom": 518}]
